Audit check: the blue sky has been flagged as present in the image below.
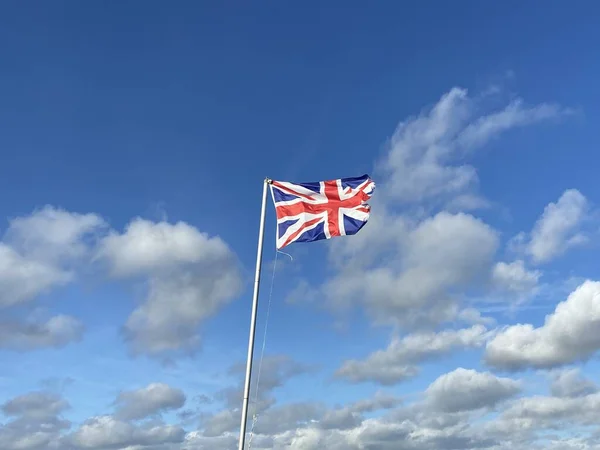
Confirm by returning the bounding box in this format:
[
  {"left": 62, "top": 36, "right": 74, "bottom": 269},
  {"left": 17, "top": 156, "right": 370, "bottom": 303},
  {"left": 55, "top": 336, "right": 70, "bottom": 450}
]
[{"left": 2, "top": 2, "right": 600, "bottom": 449}]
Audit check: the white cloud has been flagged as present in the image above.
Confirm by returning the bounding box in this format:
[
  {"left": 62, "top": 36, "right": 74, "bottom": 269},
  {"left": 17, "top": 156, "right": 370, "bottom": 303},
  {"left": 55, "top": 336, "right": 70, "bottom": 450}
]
[
  {"left": 501, "top": 391, "right": 600, "bottom": 427},
  {"left": 98, "top": 218, "right": 242, "bottom": 357},
  {"left": 380, "top": 87, "right": 570, "bottom": 204},
  {"left": 485, "top": 280, "right": 600, "bottom": 370},
  {"left": 444, "top": 193, "right": 491, "bottom": 212},
  {"left": 0, "top": 84, "right": 587, "bottom": 450},
  {"left": 0, "top": 314, "right": 84, "bottom": 350},
  {"left": 202, "top": 355, "right": 312, "bottom": 437},
  {"left": 226, "top": 383, "right": 600, "bottom": 450},
  {"left": 550, "top": 368, "right": 597, "bottom": 398},
  {"left": 1, "top": 387, "right": 188, "bottom": 450},
  {"left": 253, "top": 411, "right": 499, "bottom": 450},
  {"left": 381, "top": 87, "right": 475, "bottom": 203},
  {"left": 201, "top": 408, "right": 243, "bottom": 438},
  {"left": 425, "top": 368, "right": 521, "bottom": 412},
  {"left": 7, "top": 368, "right": 600, "bottom": 450},
  {"left": 0, "top": 206, "right": 105, "bottom": 308},
  {"left": 5, "top": 205, "right": 106, "bottom": 263},
  {"left": 326, "top": 204, "right": 409, "bottom": 270},
  {"left": 97, "top": 218, "right": 231, "bottom": 277},
  {"left": 317, "top": 393, "right": 401, "bottom": 432},
  {"left": 0, "top": 208, "right": 244, "bottom": 359},
  {"left": 182, "top": 431, "right": 238, "bottom": 450},
  {"left": 0, "top": 243, "right": 71, "bottom": 308},
  {"left": 123, "top": 268, "right": 241, "bottom": 356},
  {"left": 457, "top": 308, "right": 496, "bottom": 326},
  {"left": 288, "top": 86, "right": 572, "bottom": 352},
  {"left": 69, "top": 415, "right": 185, "bottom": 449},
  {"left": 325, "top": 212, "right": 499, "bottom": 328},
  {"left": 2, "top": 392, "right": 69, "bottom": 419},
  {"left": 456, "top": 98, "right": 567, "bottom": 149},
  {"left": 114, "top": 383, "right": 186, "bottom": 420},
  {"left": 0, "top": 208, "right": 244, "bottom": 358},
  {"left": 336, "top": 362, "right": 418, "bottom": 386},
  {"left": 491, "top": 260, "right": 541, "bottom": 295},
  {"left": 308, "top": 86, "right": 573, "bottom": 339},
  {"left": 252, "top": 402, "right": 326, "bottom": 435},
  {"left": 0, "top": 391, "right": 71, "bottom": 450},
  {"left": 526, "top": 189, "right": 589, "bottom": 264},
  {"left": 0, "top": 207, "right": 98, "bottom": 351},
  {"left": 336, "top": 325, "right": 491, "bottom": 385}
]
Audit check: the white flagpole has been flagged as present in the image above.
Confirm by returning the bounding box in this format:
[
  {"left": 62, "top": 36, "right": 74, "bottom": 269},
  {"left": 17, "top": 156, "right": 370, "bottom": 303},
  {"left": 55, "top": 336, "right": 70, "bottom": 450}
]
[{"left": 238, "top": 177, "right": 271, "bottom": 450}]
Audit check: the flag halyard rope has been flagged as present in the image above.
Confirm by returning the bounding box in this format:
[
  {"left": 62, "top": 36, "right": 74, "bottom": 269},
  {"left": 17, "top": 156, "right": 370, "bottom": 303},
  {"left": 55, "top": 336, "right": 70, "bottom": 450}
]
[{"left": 247, "top": 250, "right": 279, "bottom": 449}]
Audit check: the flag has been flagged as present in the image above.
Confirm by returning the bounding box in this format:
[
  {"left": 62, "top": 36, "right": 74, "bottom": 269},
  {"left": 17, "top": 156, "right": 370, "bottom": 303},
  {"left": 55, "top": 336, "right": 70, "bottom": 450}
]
[{"left": 269, "top": 174, "right": 375, "bottom": 249}]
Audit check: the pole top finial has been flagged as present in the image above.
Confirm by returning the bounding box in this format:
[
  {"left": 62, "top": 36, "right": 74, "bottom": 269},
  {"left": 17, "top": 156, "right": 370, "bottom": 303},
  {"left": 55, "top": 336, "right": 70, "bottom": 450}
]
[{"left": 265, "top": 177, "right": 273, "bottom": 184}]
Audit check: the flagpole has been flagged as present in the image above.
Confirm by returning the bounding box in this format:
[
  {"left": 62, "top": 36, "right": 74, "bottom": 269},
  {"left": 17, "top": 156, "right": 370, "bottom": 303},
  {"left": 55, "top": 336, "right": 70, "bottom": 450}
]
[{"left": 238, "top": 177, "right": 271, "bottom": 450}]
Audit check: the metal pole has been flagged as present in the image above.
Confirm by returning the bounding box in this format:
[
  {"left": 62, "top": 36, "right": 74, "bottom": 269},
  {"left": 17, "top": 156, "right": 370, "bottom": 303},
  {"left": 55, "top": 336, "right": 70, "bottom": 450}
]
[{"left": 238, "top": 178, "right": 270, "bottom": 450}]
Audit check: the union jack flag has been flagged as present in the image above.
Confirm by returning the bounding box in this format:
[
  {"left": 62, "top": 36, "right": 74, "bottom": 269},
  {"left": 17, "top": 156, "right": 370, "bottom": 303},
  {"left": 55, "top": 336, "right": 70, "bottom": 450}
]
[{"left": 269, "top": 174, "right": 375, "bottom": 249}]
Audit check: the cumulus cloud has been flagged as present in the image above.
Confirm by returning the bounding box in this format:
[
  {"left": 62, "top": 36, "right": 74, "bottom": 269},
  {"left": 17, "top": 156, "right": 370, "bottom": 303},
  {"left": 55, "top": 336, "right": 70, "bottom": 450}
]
[
  {"left": 0, "top": 207, "right": 244, "bottom": 357},
  {"left": 241, "top": 409, "right": 499, "bottom": 450},
  {"left": 0, "top": 205, "right": 104, "bottom": 308},
  {"left": 222, "top": 355, "right": 312, "bottom": 406},
  {"left": 0, "top": 206, "right": 105, "bottom": 350},
  {"left": 337, "top": 362, "right": 418, "bottom": 386},
  {"left": 97, "top": 218, "right": 242, "bottom": 357},
  {"left": 306, "top": 86, "right": 572, "bottom": 334},
  {"left": 269, "top": 91, "right": 576, "bottom": 450},
  {"left": 325, "top": 212, "right": 499, "bottom": 327},
  {"left": 252, "top": 402, "right": 325, "bottom": 435},
  {"left": 336, "top": 325, "right": 491, "bottom": 385},
  {"left": 114, "top": 383, "right": 186, "bottom": 420},
  {"left": 6, "top": 369, "right": 600, "bottom": 450},
  {"left": 525, "top": 189, "right": 589, "bottom": 264},
  {"left": 485, "top": 280, "right": 600, "bottom": 370},
  {"left": 69, "top": 415, "right": 185, "bottom": 449},
  {"left": 550, "top": 368, "right": 597, "bottom": 398},
  {"left": 5, "top": 206, "right": 106, "bottom": 263},
  {"left": 491, "top": 259, "right": 541, "bottom": 295},
  {"left": 0, "top": 86, "right": 582, "bottom": 450},
  {"left": 0, "top": 243, "right": 71, "bottom": 308},
  {"left": 202, "top": 355, "right": 312, "bottom": 437},
  {"left": 123, "top": 268, "right": 241, "bottom": 356},
  {"left": 202, "top": 387, "right": 402, "bottom": 445},
  {"left": 2, "top": 391, "right": 70, "bottom": 419},
  {"left": 0, "top": 387, "right": 189, "bottom": 450},
  {"left": 500, "top": 391, "right": 600, "bottom": 428},
  {"left": 0, "top": 314, "right": 84, "bottom": 350},
  {"left": 319, "top": 392, "right": 402, "bottom": 431},
  {"left": 0, "top": 206, "right": 106, "bottom": 307},
  {"left": 97, "top": 219, "right": 231, "bottom": 278},
  {"left": 457, "top": 308, "right": 496, "bottom": 326},
  {"left": 212, "top": 392, "right": 399, "bottom": 438},
  {"left": 456, "top": 98, "right": 567, "bottom": 149},
  {"left": 380, "top": 87, "right": 570, "bottom": 203},
  {"left": 0, "top": 391, "right": 71, "bottom": 450},
  {"left": 425, "top": 368, "right": 521, "bottom": 412},
  {"left": 232, "top": 383, "right": 600, "bottom": 450}
]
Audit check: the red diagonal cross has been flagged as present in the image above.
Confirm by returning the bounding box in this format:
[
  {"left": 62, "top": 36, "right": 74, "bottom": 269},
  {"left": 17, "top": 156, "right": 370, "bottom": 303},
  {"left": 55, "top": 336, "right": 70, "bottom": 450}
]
[{"left": 274, "top": 181, "right": 370, "bottom": 246}]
